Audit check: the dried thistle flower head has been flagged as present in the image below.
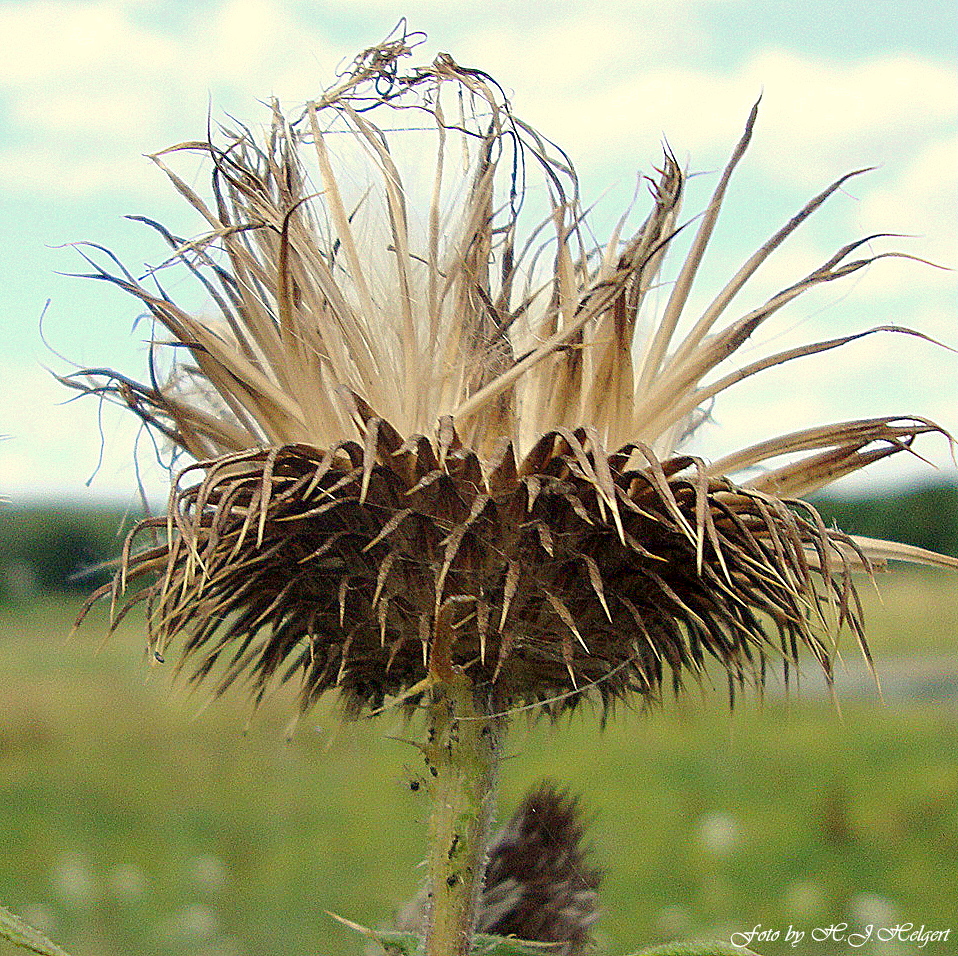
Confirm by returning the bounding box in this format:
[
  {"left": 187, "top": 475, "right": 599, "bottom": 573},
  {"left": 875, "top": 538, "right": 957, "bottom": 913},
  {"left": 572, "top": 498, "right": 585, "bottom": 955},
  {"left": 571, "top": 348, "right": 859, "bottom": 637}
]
[{"left": 68, "top": 34, "right": 956, "bottom": 718}]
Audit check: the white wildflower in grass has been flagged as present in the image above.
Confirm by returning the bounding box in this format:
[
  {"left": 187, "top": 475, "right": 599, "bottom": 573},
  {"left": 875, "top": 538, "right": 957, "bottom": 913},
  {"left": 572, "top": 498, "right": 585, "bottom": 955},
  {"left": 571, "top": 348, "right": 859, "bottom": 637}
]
[
  {"left": 697, "top": 812, "right": 740, "bottom": 856},
  {"left": 50, "top": 855, "right": 96, "bottom": 909},
  {"left": 60, "top": 29, "right": 956, "bottom": 956},
  {"left": 107, "top": 863, "right": 149, "bottom": 903},
  {"left": 782, "top": 879, "right": 824, "bottom": 918}
]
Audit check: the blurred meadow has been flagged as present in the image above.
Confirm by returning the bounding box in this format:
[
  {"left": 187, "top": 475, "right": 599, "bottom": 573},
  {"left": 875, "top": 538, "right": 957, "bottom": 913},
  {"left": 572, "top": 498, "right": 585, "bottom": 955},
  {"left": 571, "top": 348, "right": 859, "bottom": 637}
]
[{"left": 2, "top": 555, "right": 957, "bottom": 956}]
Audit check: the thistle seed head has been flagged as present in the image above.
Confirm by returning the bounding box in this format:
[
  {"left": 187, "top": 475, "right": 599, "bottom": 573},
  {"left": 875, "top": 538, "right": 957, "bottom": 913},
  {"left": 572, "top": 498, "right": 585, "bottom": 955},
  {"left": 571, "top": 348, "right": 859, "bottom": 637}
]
[{"left": 67, "top": 31, "right": 956, "bottom": 717}]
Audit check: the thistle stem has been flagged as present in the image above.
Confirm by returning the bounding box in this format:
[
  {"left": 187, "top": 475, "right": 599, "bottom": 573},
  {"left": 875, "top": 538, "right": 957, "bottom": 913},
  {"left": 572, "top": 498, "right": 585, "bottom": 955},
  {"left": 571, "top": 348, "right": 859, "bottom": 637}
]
[{"left": 422, "top": 668, "right": 499, "bottom": 956}]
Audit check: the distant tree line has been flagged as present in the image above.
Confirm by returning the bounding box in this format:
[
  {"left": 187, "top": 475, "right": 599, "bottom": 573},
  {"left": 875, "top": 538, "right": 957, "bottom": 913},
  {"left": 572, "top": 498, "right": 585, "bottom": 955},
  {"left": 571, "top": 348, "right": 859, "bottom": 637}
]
[
  {"left": 809, "top": 480, "right": 958, "bottom": 561},
  {"left": 1, "top": 480, "right": 956, "bottom": 600},
  {"left": 0, "top": 505, "right": 144, "bottom": 599}
]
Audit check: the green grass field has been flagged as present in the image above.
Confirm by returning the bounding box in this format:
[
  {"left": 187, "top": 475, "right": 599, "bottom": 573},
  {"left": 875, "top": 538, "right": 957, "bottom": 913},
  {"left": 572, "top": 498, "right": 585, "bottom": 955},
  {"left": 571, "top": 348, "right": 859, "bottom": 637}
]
[{"left": 2, "top": 571, "right": 957, "bottom": 956}]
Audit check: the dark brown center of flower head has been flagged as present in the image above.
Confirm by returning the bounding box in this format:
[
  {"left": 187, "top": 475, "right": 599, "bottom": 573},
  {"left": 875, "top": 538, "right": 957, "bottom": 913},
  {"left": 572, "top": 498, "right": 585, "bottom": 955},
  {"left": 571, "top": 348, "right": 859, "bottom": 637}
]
[{"left": 94, "top": 415, "right": 865, "bottom": 718}]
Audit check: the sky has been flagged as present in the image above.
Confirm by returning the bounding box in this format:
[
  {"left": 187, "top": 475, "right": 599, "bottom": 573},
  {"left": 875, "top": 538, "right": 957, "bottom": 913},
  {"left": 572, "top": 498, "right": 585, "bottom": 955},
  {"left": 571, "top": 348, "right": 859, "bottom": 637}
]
[{"left": 1, "top": 0, "right": 956, "bottom": 505}]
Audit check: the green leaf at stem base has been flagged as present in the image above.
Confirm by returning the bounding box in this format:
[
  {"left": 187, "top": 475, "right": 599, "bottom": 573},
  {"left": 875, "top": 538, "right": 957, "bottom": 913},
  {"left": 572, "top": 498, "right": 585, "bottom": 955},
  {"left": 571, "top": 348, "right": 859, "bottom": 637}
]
[
  {"left": 0, "top": 904, "right": 72, "bottom": 956},
  {"left": 628, "top": 941, "right": 760, "bottom": 956},
  {"left": 328, "top": 910, "right": 561, "bottom": 954}
]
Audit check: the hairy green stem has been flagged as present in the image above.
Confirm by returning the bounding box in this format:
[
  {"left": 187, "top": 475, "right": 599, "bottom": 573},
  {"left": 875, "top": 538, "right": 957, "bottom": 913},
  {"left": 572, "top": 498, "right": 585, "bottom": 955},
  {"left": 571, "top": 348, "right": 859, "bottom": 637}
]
[{"left": 422, "top": 669, "right": 500, "bottom": 956}]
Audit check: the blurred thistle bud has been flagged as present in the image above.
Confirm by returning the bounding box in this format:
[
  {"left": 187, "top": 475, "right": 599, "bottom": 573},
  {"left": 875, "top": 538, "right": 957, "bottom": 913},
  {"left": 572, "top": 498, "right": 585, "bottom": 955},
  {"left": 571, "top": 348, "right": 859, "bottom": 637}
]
[{"left": 395, "top": 783, "right": 600, "bottom": 955}]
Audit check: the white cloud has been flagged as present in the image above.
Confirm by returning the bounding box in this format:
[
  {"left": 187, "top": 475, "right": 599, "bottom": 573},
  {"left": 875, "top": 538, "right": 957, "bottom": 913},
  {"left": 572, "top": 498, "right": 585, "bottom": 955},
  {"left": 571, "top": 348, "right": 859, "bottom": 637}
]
[
  {"left": 858, "top": 137, "right": 958, "bottom": 280},
  {"left": 13, "top": 88, "right": 165, "bottom": 138},
  {"left": 452, "top": 6, "right": 707, "bottom": 98},
  {"left": 0, "top": 0, "right": 174, "bottom": 84},
  {"left": 744, "top": 52, "right": 956, "bottom": 175},
  {"left": 502, "top": 46, "right": 957, "bottom": 310},
  {"left": 196, "top": 0, "right": 346, "bottom": 98},
  {"left": 3, "top": 2, "right": 953, "bottom": 206},
  {"left": 0, "top": 144, "right": 159, "bottom": 199},
  {"left": 510, "top": 49, "right": 956, "bottom": 180},
  {"left": 0, "top": 0, "right": 353, "bottom": 198}
]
